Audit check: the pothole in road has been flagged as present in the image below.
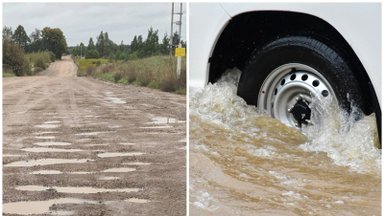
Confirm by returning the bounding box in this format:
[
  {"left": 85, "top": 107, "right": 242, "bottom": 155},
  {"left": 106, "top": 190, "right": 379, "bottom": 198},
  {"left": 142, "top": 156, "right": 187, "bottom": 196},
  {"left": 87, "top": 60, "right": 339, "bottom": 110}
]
[
  {"left": 3, "top": 198, "right": 98, "bottom": 215},
  {"left": 150, "top": 116, "right": 178, "bottom": 124},
  {"left": 34, "top": 131, "right": 58, "bottom": 135},
  {"left": 97, "top": 152, "right": 145, "bottom": 158},
  {"left": 34, "top": 136, "right": 56, "bottom": 140},
  {"left": 102, "top": 167, "right": 136, "bottom": 173},
  {"left": 75, "top": 131, "right": 115, "bottom": 136},
  {"left": 35, "top": 124, "right": 60, "bottom": 129},
  {"left": 119, "top": 142, "right": 136, "bottom": 146},
  {"left": 108, "top": 125, "right": 122, "bottom": 129},
  {"left": 31, "top": 170, "right": 63, "bottom": 175},
  {"left": 3, "top": 154, "right": 24, "bottom": 157},
  {"left": 21, "top": 147, "right": 83, "bottom": 153},
  {"left": 16, "top": 185, "right": 141, "bottom": 194},
  {"left": 104, "top": 92, "right": 126, "bottom": 104},
  {"left": 85, "top": 144, "right": 109, "bottom": 147},
  {"left": 69, "top": 171, "right": 96, "bottom": 175},
  {"left": 109, "top": 98, "right": 126, "bottom": 104},
  {"left": 4, "top": 158, "right": 93, "bottom": 167},
  {"left": 30, "top": 170, "right": 97, "bottom": 175},
  {"left": 43, "top": 120, "right": 61, "bottom": 124},
  {"left": 122, "top": 162, "right": 151, "bottom": 166},
  {"left": 126, "top": 198, "right": 150, "bottom": 203},
  {"left": 140, "top": 125, "right": 172, "bottom": 129},
  {"left": 34, "top": 141, "right": 72, "bottom": 146},
  {"left": 99, "top": 176, "right": 121, "bottom": 180}
]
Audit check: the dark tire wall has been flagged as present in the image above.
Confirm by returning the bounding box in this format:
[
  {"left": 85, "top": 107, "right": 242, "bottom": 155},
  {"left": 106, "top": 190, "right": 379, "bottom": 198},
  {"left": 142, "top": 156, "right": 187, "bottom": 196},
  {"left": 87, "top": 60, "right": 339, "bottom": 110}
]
[{"left": 238, "top": 36, "right": 365, "bottom": 115}]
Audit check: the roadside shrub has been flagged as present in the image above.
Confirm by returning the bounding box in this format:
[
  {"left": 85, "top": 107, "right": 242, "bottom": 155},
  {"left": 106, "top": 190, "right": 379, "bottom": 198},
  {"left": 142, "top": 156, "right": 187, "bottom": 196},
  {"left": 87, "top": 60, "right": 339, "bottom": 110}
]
[
  {"left": 35, "top": 58, "right": 46, "bottom": 69},
  {"left": 86, "top": 66, "right": 96, "bottom": 76},
  {"left": 3, "top": 39, "right": 25, "bottom": 76},
  {"left": 117, "top": 77, "right": 128, "bottom": 84},
  {"left": 114, "top": 72, "right": 122, "bottom": 82},
  {"left": 48, "top": 51, "right": 56, "bottom": 62},
  {"left": 25, "top": 51, "right": 55, "bottom": 73},
  {"left": 24, "top": 58, "right": 32, "bottom": 75}
]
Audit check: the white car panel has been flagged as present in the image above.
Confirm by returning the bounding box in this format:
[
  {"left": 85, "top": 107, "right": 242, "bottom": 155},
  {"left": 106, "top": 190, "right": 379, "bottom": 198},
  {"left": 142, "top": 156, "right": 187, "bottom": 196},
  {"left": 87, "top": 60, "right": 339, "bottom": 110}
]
[{"left": 189, "top": 3, "right": 381, "bottom": 105}]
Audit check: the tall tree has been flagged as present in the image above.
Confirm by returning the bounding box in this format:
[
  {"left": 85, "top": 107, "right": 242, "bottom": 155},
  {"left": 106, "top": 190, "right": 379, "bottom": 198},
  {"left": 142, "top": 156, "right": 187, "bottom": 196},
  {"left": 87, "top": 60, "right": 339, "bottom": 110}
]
[
  {"left": 131, "top": 36, "right": 138, "bottom": 52},
  {"left": 29, "top": 28, "right": 41, "bottom": 42},
  {"left": 96, "top": 31, "right": 105, "bottom": 57},
  {"left": 143, "top": 27, "right": 159, "bottom": 56},
  {"left": 2, "top": 26, "right": 13, "bottom": 41},
  {"left": 103, "top": 32, "right": 112, "bottom": 56},
  {"left": 28, "top": 28, "right": 43, "bottom": 52},
  {"left": 160, "top": 33, "right": 170, "bottom": 55},
  {"left": 86, "top": 37, "right": 99, "bottom": 58},
  {"left": 119, "top": 40, "right": 125, "bottom": 51},
  {"left": 79, "top": 42, "right": 85, "bottom": 57},
  {"left": 41, "top": 27, "right": 67, "bottom": 59},
  {"left": 87, "top": 37, "right": 95, "bottom": 50},
  {"left": 137, "top": 35, "right": 143, "bottom": 50},
  {"left": 12, "top": 25, "right": 30, "bottom": 49}
]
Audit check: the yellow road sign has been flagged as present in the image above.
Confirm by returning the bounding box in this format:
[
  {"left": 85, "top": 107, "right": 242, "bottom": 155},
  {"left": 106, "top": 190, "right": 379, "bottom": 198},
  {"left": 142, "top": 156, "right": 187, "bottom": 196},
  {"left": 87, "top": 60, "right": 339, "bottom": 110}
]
[{"left": 175, "top": 48, "right": 186, "bottom": 57}]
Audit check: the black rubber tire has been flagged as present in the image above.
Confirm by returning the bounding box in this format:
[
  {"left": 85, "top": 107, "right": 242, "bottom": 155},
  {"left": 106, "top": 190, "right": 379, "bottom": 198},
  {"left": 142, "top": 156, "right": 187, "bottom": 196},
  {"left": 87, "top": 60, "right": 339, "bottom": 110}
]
[{"left": 237, "top": 36, "right": 364, "bottom": 116}]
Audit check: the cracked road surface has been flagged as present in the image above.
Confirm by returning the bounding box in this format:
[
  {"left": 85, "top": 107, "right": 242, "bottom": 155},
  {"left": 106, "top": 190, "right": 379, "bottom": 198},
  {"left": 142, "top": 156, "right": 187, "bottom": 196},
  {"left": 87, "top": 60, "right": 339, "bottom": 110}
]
[{"left": 3, "top": 56, "right": 186, "bottom": 215}]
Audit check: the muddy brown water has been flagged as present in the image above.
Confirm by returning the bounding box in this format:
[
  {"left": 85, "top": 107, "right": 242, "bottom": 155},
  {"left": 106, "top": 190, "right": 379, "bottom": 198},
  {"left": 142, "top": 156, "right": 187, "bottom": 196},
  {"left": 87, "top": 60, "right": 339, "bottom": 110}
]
[
  {"left": 189, "top": 70, "right": 381, "bottom": 216},
  {"left": 3, "top": 56, "right": 186, "bottom": 215}
]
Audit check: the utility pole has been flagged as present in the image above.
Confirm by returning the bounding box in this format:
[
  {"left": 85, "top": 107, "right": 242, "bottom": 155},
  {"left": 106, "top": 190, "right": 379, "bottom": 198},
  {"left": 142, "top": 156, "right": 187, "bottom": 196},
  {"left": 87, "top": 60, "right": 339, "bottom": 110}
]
[
  {"left": 170, "top": 2, "right": 183, "bottom": 77},
  {"left": 176, "top": 3, "right": 183, "bottom": 78},
  {"left": 170, "top": 3, "right": 174, "bottom": 57}
]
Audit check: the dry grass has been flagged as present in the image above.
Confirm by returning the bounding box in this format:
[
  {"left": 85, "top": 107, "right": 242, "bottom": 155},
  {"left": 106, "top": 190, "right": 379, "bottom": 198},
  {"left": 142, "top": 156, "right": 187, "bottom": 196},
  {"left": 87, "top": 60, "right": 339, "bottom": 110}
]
[{"left": 78, "top": 55, "right": 186, "bottom": 94}]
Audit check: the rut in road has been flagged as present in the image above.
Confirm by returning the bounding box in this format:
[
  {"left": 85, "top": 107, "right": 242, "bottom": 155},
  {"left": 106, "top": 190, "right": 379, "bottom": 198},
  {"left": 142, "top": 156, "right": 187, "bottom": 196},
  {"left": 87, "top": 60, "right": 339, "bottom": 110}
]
[{"left": 3, "top": 56, "right": 186, "bottom": 215}]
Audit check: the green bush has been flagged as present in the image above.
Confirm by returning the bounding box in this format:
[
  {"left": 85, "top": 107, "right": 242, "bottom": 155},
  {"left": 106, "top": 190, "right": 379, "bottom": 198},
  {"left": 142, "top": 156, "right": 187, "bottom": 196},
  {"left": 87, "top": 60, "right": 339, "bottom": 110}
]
[
  {"left": 76, "top": 55, "right": 186, "bottom": 94},
  {"left": 3, "top": 39, "right": 25, "bottom": 76},
  {"left": 24, "top": 58, "right": 32, "bottom": 75},
  {"left": 114, "top": 72, "right": 122, "bottom": 82},
  {"left": 25, "top": 51, "right": 55, "bottom": 74},
  {"left": 35, "top": 58, "right": 46, "bottom": 69}
]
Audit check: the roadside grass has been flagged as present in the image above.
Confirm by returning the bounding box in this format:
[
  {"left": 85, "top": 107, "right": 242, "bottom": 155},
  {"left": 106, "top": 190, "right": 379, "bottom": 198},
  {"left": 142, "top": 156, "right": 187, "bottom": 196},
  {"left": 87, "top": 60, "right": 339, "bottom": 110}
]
[
  {"left": 75, "top": 58, "right": 109, "bottom": 76},
  {"left": 3, "top": 68, "right": 15, "bottom": 77},
  {"left": 76, "top": 55, "right": 186, "bottom": 94},
  {"left": 25, "top": 51, "right": 55, "bottom": 75}
]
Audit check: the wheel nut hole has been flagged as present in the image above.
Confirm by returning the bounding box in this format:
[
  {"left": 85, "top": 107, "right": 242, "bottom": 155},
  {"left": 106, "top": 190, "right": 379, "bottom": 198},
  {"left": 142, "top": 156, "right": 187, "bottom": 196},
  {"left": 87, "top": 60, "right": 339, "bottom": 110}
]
[
  {"left": 280, "top": 79, "right": 285, "bottom": 85},
  {"left": 301, "top": 74, "right": 308, "bottom": 81},
  {"left": 290, "top": 74, "right": 296, "bottom": 80},
  {"left": 312, "top": 80, "right": 320, "bottom": 87},
  {"left": 321, "top": 90, "right": 329, "bottom": 97},
  {"left": 274, "top": 88, "right": 277, "bottom": 95}
]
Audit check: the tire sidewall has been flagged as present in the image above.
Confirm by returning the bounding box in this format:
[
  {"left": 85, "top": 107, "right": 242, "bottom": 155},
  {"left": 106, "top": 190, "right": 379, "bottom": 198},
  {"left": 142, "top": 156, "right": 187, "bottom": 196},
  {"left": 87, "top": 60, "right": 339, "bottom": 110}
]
[{"left": 238, "top": 36, "right": 363, "bottom": 112}]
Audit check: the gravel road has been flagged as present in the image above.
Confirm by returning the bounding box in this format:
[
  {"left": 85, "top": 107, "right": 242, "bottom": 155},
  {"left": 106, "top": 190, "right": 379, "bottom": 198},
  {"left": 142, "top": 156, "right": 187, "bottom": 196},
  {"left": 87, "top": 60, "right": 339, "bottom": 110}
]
[{"left": 3, "top": 56, "right": 186, "bottom": 215}]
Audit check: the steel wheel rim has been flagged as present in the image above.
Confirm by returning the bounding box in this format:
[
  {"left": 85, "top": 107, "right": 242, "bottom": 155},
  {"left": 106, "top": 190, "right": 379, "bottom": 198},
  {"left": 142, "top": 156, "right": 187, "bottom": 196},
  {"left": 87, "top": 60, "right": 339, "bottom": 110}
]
[{"left": 258, "top": 63, "right": 337, "bottom": 127}]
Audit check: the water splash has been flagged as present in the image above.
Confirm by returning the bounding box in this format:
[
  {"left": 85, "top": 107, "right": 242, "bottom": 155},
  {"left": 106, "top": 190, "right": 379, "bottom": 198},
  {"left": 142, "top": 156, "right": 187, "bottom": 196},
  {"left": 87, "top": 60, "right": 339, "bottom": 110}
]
[{"left": 191, "top": 69, "right": 381, "bottom": 174}]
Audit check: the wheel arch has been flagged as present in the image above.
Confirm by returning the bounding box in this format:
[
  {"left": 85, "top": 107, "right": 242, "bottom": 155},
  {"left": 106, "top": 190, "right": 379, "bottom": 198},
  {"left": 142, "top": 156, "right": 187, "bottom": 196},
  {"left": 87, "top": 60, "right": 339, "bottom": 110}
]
[{"left": 208, "top": 11, "right": 381, "bottom": 140}]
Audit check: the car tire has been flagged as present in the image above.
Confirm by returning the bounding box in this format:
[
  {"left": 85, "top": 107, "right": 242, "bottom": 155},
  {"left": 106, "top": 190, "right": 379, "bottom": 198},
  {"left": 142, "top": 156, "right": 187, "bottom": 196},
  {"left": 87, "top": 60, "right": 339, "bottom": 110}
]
[{"left": 237, "top": 36, "right": 364, "bottom": 127}]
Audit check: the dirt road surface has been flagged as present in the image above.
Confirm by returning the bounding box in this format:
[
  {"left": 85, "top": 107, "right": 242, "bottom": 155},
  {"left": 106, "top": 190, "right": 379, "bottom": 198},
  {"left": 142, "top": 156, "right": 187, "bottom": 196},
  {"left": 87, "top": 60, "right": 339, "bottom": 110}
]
[{"left": 3, "top": 56, "right": 186, "bottom": 215}]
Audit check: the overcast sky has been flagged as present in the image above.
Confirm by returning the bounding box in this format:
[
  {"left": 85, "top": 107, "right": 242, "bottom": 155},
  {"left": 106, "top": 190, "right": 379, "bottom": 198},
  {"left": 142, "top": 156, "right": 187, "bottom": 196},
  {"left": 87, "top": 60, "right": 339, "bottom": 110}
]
[{"left": 3, "top": 3, "right": 186, "bottom": 46}]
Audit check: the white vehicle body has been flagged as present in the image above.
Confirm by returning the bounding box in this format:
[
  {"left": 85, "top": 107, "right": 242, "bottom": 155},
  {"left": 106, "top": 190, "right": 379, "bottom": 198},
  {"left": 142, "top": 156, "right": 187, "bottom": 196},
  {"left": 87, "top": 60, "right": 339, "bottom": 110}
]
[{"left": 189, "top": 3, "right": 381, "bottom": 106}]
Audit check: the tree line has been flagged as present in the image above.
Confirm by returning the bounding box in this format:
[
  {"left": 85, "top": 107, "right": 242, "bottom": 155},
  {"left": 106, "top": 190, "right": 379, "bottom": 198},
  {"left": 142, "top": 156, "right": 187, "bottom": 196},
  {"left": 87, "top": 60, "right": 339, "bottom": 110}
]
[
  {"left": 71, "top": 27, "right": 185, "bottom": 60},
  {"left": 3, "top": 25, "right": 67, "bottom": 76}
]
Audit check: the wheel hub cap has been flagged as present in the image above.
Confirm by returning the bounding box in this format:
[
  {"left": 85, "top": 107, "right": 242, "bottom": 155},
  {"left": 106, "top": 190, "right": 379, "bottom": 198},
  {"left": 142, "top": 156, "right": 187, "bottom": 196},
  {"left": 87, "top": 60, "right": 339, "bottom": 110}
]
[
  {"left": 288, "top": 97, "right": 311, "bottom": 127},
  {"left": 258, "top": 63, "right": 337, "bottom": 128}
]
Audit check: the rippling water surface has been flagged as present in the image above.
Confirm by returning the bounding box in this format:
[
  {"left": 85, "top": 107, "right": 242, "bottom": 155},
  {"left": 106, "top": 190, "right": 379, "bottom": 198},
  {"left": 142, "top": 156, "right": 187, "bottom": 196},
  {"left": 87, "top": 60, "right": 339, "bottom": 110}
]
[{"left": 189, "top": 69, "right": 381, "bottom": 216}]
